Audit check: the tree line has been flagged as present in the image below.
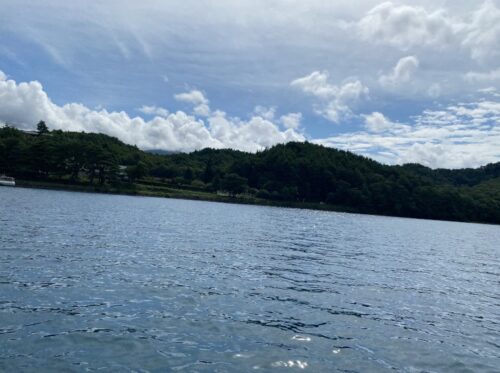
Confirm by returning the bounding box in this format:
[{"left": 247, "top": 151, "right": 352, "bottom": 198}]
[{"left": 1, "top": 123, "right": 499, "bottom": 224}]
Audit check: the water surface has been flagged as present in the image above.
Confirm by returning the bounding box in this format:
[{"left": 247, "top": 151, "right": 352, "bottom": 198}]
[{"left": 1, "top": 187, "right": 499, "bottom": 372}]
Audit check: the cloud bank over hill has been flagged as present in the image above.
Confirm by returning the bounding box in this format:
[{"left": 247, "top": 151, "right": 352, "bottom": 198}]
[
  {"left": 1, "top": 71, "right": 499, "bottom": 169},
  {"left": 317, "top": 103, "right": 500, "bottom": 169},
  {"left": 0, "top": 73, "right": 303, "bottom": 153}
]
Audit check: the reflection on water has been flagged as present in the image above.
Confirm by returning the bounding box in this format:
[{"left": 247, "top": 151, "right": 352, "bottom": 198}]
[{"left": 1, "top": 187, "right": 499, "bottom": 372}]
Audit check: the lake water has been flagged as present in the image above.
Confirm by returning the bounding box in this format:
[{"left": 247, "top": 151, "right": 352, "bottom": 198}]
[{"left": 1, "top": 187, "right": 499, "bottom": 372}]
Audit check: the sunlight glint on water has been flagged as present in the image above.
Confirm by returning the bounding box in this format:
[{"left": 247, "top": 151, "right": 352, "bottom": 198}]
[{"left": 1, "top": 187, "right": 499, "bottom": 372}]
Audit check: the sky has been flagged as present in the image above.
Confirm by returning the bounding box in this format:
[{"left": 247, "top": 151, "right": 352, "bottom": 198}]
[{"left": 0, "top": 0, "right": 499, "bottom": 169}]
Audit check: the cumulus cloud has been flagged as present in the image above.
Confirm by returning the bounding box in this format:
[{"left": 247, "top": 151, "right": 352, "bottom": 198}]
[
  {"left": 174, "top": 89, "right": 211, "bottom": 117},
  {"left": 0, "top": 71, "right": 6, "bottom": 81},
  {"left": 0, "top": 72, "right": 304, "bottom": 152},
  {"left": 138, "top": 105, "right": 169, "bottom": 118},
  {"left": 291, "top": 71, "right": 369, "bottom": 123},
  {"left": 207, "top": 111, "right": 303, "bottom": 152},
  {"left": 290, "top": 71, "right": 336, "bottom": 99},
  {"left": 363, "top": 112, "right": 409, "bottom": 133},
  {"left": 379, "top": 56, "right": 419, "bottom": 88},
  {"left": 364, "top": 112, "right": 391, "bottom": 132},
  {"left": 354, "top": 2, "right": 460, "bottom": 50},
  {"left": 352, "top": 1, "right": 500, "bottom": 64},
  {"left": 316, "top": 101, "right": 500, "bottom": 169},
  {"left": 280, "top": 112, "right": 302, "bottom": 130},
  {"left": 462, "top": 0, "right": 500, "bottom": 64},
  {"left": 253, "top": 105, "right": 276, "bottom": 120}
]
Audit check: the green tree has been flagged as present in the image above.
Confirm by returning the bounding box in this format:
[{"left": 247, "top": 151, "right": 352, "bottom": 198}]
[
  {"left": 183, "top": 167, "right": 194, "bottom": 183},
  {"left": 126, "top": 161, "right": 149, "bottom": 182},
  {"left": 220, "top": 173, "right": 248, "bottom": 196},
  {"left": 37, "top": 120, "right": 49, "bottom": 135},
  {"left": 202, "top": 159, "right": 214, "bottom": 183}
]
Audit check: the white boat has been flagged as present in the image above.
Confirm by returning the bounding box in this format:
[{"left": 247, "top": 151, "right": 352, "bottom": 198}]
[{"left": 0, "top": 175, "right": 15, "bottom": 187}]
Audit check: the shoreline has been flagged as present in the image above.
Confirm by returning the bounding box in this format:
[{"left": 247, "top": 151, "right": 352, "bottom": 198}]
[
  {"left": 15, "top": 179, "right": 354, "bottom": 213},
  {"left": 12, "top": 179, "right": 497, "bottom": 226}
]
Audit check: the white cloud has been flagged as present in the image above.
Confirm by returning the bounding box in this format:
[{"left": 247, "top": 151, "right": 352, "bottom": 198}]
[
  {"left": 379, "top": 56, "right": 419, "bottom": 88},
  {"left": 253, "top": 105, "right": 276, "bottom": 120},
  {"left": 364, "top": 112, "right": 391, "bottom": 132},
  {"left": 476, "top": 87, "right": 500, "bottom": 98},
  {"left": 291, "top": 71, "right": 368, "bottom": 123},
  {"left": 0, "top": 72, "right": 304, "bottom": 152},
  {"left": 462, "top": 1, "right": 500, "bottom": 64},
  {"left": 397, "top": 143, "right": 475, "bottom": 169},
  {"left": 0, "top": 71, "right": 6, "bottom": 81},
  {"left": 317, "top": 100, "right": 500, "bottom": 169},
  {"left": 174, "top": 89, "right": 208, "bottom": 105},
  {"left": 290, "top": 71, "right": 337, "bottom": 99},
  {"left": 193, "top": 104, "right": 210, "bottom": 117},
  {"left": 208, "top": 111, "right": 303, "bottom": 153},
  {"left": 363, "top": 112, "right": 411, "bottom": 133},
  {"left": 280, "top": 112, "right": 302, "bottom": 130},
  {"left": 174, "top": 89, "right": 211, "bottom": 117},
  {"left": 465, "top": 68, "right": 500, "bottom": 83},
  {"left": 378, "top": 56, "right": 445, "bottom": 98},
  {"left": 354, "top": 2, "right": 460, "bottom": 50},
  {"left": 138, "top": 105, "right": 169, "bottom": 118},
  {"left": 478, "top": 87, "right": 498, "bottom": 94},
  {"left": 352, "top": 1, "right": 500, "bottom": 64}
]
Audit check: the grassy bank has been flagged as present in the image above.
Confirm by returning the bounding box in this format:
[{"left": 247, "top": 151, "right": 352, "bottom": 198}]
[{"left": 15, "top": 178, "right": 357, "bottom": 214}]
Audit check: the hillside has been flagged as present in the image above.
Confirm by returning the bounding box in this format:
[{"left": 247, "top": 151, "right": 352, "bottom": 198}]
[{"left": 1, "top": 125, "right": 499, "bottom": 224}]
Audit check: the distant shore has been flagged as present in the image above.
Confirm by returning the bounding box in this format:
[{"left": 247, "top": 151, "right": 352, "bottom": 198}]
[
  {"left": 13, "top": 179, "right": 498, "bottom": 226},
  {"left": 3, "top": 128, "right": 499, "bottom": 225},
  {"left": 15, "top": 179, "right": 357, "bottom": 214}
]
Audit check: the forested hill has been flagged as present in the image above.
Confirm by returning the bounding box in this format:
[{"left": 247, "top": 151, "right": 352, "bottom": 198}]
[{"left": 1, "top": 125, "right": 499, "bottom": 224}]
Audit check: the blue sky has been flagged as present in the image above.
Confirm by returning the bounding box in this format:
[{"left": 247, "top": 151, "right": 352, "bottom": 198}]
[{"left": 1, "top": 0, "right": 499, "bottom": 168}]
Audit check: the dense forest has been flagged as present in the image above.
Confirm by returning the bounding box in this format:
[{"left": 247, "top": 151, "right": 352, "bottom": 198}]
[{"left": 1, "top": 123, "right": 499, "bottom": 224}]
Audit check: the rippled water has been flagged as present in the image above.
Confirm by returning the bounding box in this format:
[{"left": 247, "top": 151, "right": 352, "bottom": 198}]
[{"left": 1, "top": 187, "right": 499, "bottom": 372}]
